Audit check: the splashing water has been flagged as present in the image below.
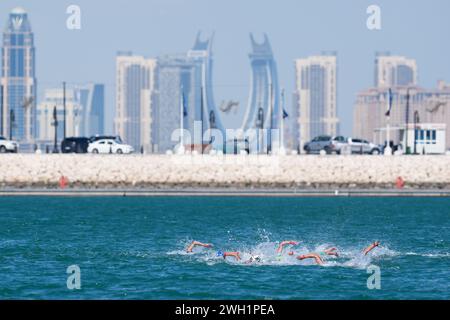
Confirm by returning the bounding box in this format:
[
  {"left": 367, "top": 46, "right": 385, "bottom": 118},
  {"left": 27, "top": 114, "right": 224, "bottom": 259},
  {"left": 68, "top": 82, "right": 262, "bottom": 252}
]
[{"left": 169, "top": 237, "right": 399, "bottom": 269}]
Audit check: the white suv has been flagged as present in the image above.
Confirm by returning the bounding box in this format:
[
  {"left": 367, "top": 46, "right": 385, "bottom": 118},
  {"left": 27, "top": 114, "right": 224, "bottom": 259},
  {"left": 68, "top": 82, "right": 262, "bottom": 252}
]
[
  {"left": 0, "top": 136, "right": 19, "bottom": 153},
  {"left": 347, "top": 138, "right": 381, "bottom": 155}
]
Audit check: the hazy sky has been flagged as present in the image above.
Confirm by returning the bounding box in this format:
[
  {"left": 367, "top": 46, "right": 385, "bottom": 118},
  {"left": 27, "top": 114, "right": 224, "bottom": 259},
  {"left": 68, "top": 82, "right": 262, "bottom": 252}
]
[{"left": 1, "top": 0, "right": 450, "bottom": 135}]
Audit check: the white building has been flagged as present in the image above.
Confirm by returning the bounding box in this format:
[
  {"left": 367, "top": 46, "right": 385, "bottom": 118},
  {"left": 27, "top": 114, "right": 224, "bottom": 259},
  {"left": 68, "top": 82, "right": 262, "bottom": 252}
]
[
  {"left": 354, "top": 82, "right": 450, "bottom": 151},
  {"left": 37, "top": 84, "right": 104, "bottom": 144},
  {"left": 400, "top": 123, "right": 446, "bottom": 154},
  {"left": 114, "top": 52, "right": 157, "bottom": 152},
  {"left": 37, "top": 89, "right": 82, "bottom": 143},
  {"left": 375, "top": 54, "right": 418, "bottom": 87},
  {"left": 293, "top": 54, "right": 339, "bottom": 151}
]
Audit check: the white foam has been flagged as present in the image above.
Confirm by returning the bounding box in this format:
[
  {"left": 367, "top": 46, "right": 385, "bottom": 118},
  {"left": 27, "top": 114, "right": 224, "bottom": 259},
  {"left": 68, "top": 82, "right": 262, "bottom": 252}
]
[{"left": 168, "top": 239, "right": 445, "bottom": 269}]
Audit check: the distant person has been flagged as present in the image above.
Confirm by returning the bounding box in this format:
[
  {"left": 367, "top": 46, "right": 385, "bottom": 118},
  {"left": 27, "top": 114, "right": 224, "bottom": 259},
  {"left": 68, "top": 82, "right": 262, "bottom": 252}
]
[
  {"left": 363, "top": 241, "right": 380, "bottom": 256},
  {"left": 186, "top": 241, "right": 213, "bottom": 253}
]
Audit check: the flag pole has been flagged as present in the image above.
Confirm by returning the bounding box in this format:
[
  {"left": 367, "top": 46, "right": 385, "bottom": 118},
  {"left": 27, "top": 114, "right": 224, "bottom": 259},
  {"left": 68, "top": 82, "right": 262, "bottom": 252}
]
[
  {"left": 179, "top": 86, "right": 185, "bottom": 155},
  {"left": 279, "top": 88, "right": 286, "bottom": 155},
  {"left": 268, "top": 82, "right": 273, "bottom": 155},
  {"left": 385, "top": 88, "right": 392, "bottom": 156}
]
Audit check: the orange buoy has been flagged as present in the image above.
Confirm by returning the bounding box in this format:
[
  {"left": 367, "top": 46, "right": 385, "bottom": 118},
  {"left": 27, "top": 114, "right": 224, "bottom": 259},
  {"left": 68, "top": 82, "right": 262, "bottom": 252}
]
[
  {"left": 395, "top": 176, "right": 405, "bottom": 189},
  {"left": 59, "top": 176, "right": 69, "bottom": 189}
]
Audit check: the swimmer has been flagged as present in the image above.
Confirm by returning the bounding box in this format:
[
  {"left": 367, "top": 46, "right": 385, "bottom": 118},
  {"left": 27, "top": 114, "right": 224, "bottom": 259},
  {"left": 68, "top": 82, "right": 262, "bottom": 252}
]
[
  {"left": 318, "top": 247, "right": 339, "bottom": 258},
  {"left": 216, "top": 250, "right": 241, "bottom": 261},
  {"left": 186, "top": 241, "right": 213, "bottom": 253},
  {"left": 296, "top": 247, "right": 338, "bottom": 265},
  {"left": 276, "top": 241, "right": 299, "bottom": 254},
  {"left": 363, "top": 241, "right": 380, "bottom": 256},
  {"left": 297, "top": 253, "right": 324, "bottom": 265}
]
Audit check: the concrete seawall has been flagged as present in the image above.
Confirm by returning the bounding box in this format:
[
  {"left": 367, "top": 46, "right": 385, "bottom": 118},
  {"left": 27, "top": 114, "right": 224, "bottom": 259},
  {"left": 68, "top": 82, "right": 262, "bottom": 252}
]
[{"left": 0, "top": 154, "right": 450, "bottom": 190}]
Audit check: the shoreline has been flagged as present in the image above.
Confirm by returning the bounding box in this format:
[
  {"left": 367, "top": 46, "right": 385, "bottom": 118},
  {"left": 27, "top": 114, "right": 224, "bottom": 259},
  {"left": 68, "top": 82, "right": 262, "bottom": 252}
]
[
  {"left": 1, "top": 154, "right": 450, "bottom": 194},
  {"left": 1, "top": 187, "right": 450, "bottom": 197}
]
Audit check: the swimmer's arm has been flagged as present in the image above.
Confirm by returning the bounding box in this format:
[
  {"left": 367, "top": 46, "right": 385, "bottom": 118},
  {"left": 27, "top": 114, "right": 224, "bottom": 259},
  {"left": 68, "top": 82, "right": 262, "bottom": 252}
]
[
  {"left": 297, "top": 254, "right": 323, "bottom": 265},
  {"left": 277, "top": 241, "right": 299, "bottom": 253},
  {"left": 186, "top": 241, "right": 213, "bottom": 253},
  {"left": 363, "top": 242, "right": 380, "bottom": 255},
  {"left": 224, "top": 252, "right": 241, "bottom": 261}
]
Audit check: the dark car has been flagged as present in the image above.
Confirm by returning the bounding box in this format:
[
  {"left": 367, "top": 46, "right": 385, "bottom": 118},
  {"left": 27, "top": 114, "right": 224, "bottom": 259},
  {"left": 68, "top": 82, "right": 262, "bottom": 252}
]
[
  {"left": 61, "top": 137, "right": 90, "bottom": 153},
  {"left": 89, "top": 135, "right": 123, "bottom": 144}
]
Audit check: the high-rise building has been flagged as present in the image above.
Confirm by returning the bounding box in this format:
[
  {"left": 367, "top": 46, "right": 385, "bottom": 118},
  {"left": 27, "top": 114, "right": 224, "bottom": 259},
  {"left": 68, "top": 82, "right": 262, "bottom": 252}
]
[
  {"left": 294, "top": 54, "right": 339, "bottom": 151},
  {"left": 77, "top": 83, "right": 104, "bottom": 137},
  {"left": 154, "top": 54, "right": 202, "bottom": 153},
  {"left": 114, "top": 52, "right": 157, "bottom": 152},
  {"left": 374, "top": 53, "right": 418, "bottom": 87},
  {"left": 187, "top": 32, "right": 225, "bottom": 134},
  {"left": 36, "top": 83, "right": 104, "bottom": 144},
  {"left": 353, "top": 81, "right": 450, "bottom": 150},
  {"left": 241, "top": 34, "right": 280, "bottom": 153},
  {"left": 0, "top": 7, "right": 37, "bottom": 146},
  {"left": 153, "top": 33, "right": 224, "bottom": 153}
]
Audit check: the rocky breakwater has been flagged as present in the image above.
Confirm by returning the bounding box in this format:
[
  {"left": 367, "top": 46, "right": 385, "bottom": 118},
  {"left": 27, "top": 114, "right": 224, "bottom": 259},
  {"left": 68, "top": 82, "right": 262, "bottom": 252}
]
[{"left": 0, "top": 154, "right": 450, "bottom": 190}]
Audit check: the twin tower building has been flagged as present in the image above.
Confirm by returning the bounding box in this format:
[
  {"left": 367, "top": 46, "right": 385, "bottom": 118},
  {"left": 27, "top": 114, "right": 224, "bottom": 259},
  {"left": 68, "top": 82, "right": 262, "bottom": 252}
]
[
  {"left": 115, "top": 33, "right": 285, "bottom": 153},
  {"left": 114, "top": 33, "right": 340, "bottom": 154}
]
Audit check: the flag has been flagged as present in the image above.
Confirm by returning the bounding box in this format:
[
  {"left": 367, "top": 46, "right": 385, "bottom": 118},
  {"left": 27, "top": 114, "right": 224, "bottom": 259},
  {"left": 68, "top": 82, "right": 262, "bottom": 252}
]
[
  {"left": 182, "top": 91, "right": 188, "bottom": 117},
  {"left": 283, "top": 109, "right": 289, "bottom": 119},
  {"left": 385, "top": 88, "right": 393, "bottom": 117}
]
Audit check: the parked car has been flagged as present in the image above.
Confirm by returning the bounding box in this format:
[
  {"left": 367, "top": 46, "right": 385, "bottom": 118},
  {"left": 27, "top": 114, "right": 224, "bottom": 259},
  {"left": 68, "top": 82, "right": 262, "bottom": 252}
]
[
  {"left": 0, "top": 136, "right": 18, "bottom": 153},
  {"left": 61, "top": 137, "right": 90, "bottom": 154},
  {"left": 347, "top": 138, "right": 381, "bottom": 155},
  {"left": 304, "top": 136, "right": 348, "bottom": 154},
  {"left": 89, "top": 135, "right": 123, "bottom": 144},
  {"left": 87, "top": 139, "right": 134, "bottom": 154}
]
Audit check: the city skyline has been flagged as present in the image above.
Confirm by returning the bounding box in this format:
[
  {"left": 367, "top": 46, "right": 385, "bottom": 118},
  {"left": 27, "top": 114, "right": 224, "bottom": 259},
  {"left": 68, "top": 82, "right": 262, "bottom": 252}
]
[{"left": 1, "top": 0, "right": 449, "bottom": 137}]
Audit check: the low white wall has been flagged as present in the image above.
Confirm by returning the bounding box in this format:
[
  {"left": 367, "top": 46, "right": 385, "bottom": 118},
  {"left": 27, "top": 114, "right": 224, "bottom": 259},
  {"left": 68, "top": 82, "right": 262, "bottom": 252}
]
[{"left": 0, "top": 154, "right": 449, "bottom": 189}]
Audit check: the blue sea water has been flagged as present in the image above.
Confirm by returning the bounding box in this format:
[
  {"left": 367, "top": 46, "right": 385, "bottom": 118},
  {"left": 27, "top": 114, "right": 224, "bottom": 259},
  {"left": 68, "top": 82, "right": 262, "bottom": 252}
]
[{"left": 0, "top": 196, "right": 448, "bottom": 300}]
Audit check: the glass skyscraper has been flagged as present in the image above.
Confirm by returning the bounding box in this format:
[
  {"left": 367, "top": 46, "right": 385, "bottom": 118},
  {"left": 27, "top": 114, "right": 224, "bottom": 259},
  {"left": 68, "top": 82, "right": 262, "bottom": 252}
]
[
  {"left": 241, "top": 34, "right": 280, "bottom": 138},
  {"left": 78, "top": 83, "right": 105, "bottom": 137},
  {"left": 0, "top": 7, "right": 37, "bottom": 143},
  {"left": 154, "top": 54, "right": 201, "bottom": 153}
]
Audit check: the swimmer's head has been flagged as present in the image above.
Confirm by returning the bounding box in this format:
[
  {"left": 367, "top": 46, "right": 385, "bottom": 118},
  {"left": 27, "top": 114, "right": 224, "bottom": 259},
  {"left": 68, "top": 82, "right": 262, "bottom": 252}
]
[
  {"left": 288, "top": 251, "right": 294, "bottom": 256},
  {"left": 216, "top": 251, "right": 223, "bottom": 257}
]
